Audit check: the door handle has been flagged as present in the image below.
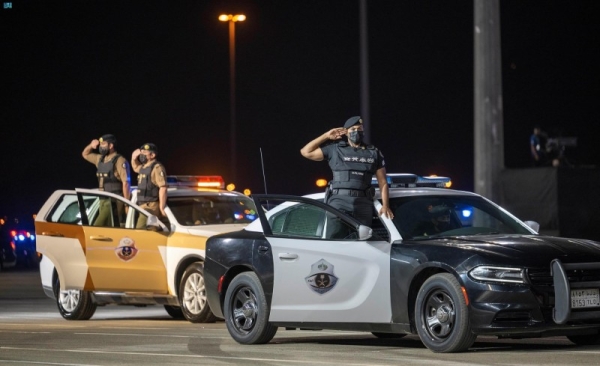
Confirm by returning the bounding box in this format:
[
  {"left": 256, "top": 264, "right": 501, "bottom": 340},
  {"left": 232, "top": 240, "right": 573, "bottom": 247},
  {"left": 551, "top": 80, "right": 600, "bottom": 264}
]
[
  {"left": 258, "top": 245, "right": 269, "bottom": 253},
  {"left": 90, "top": 236, "right": 113, "bottom": 242},
  {"left": 41, "top": 232, "right": 64, "bottom": 237},
  {"left": 278, "top": 253, "right": 298, "bottom": 260}
]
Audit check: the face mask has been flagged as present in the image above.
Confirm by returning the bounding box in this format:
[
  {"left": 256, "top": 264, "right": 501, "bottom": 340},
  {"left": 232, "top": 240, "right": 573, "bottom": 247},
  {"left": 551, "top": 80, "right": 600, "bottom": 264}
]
[
  {"left": 138, "top": 154, "right": 148, "bottom": 164},
  {"left": 99, "top": 146, "right": 109, "bottom": 155},
  {"left": 348, "top": 130, "right": 364, "bottom": 144}
]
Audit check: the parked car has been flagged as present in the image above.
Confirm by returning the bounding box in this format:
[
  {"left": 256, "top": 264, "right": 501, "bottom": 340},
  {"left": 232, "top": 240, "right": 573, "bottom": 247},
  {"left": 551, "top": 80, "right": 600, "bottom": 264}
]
[
  {"left": 204, "top": 173, "right": 600, "bottom": 353},
  {"left": 35, "top": 175, "right": 258, "bottom": 322}
]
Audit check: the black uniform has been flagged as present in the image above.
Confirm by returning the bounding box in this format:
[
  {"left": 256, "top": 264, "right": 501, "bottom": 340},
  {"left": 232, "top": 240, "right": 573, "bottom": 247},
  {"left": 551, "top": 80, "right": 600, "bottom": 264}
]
[{"left": 321, "top": 140, "right": 385, "bottom": 228}]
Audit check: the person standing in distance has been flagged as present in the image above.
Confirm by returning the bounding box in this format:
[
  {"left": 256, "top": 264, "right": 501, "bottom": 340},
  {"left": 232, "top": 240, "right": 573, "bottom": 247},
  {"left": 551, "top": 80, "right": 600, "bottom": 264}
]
[
  {"left": 131, "top": 143, "right": 167, "bottom": 228},
  {"left": 82, "top": 134, "right": 131, "bottom": 226},
  {"left": 300, "top": 116, "right": 393, "bottom": 232},
  {"left": 530, "top": 126, "right": 548, "bottom": 167}
]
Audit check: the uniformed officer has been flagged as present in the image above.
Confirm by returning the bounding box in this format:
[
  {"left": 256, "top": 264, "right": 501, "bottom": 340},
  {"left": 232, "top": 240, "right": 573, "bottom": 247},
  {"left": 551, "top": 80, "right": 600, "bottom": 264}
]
[
  {"left": 300, "top": 116, "right": 393, "bottom": 235},
  {"left": 131, "top": 143, "right": 168, "bottom": 228},
  {"left": 82, "top": 134, "right": 131, "bottom": 227}
]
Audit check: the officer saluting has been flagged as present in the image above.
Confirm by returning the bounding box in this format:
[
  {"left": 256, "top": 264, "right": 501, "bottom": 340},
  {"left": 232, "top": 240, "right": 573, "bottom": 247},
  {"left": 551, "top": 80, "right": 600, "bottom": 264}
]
[
  {"left": 301, "top": 116, "right": 393, "bottom": 231},
  {"left": 82, "top": 134, "right": 131, "bottom": 226},
  {"left": 131, "top": 143, "right": 167, "bottom": 228}
]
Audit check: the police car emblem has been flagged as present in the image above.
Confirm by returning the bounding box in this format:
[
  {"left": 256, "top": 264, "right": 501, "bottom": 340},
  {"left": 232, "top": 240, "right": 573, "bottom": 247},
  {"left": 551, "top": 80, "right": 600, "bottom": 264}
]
[
  {"left": 115, "top": 237, "right": 138, "bottom": 262},
  {"left": 305, "top": 259, "right": 338, "bottom": 295}
]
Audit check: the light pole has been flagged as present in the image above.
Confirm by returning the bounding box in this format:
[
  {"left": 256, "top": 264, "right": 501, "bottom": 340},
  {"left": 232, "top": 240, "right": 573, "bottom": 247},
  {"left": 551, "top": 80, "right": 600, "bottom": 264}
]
[{"left": 219, "top": 14, "right": 246, "bottom": 185}]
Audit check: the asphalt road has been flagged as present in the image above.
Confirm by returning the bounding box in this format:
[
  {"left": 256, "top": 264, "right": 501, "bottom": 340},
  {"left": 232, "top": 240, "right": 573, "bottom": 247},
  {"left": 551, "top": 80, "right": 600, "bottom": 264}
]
[{"left": 1, "top": 267, "right": 600, "bottom": 366}]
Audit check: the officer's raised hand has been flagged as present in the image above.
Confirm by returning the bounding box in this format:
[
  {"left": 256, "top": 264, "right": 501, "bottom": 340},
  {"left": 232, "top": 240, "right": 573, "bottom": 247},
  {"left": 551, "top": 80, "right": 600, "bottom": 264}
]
[
  {"left": 90, "top": 139, "right": 100, "bottom": 150},
  {"left": 327, "top": 127, "right": 347, "bottom": 140},
  {"left": 301, "top": 127, "right": 347, "bottom": 161}
]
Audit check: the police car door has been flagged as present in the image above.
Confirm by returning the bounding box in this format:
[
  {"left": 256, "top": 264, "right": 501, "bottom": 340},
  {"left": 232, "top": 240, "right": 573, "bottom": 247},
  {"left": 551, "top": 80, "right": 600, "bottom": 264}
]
[
  {"left": 255, "top": 195, "right": 392, "bottom": 323},
  {"left": 75, "top": 188, "right": 169, "bottom": 293}
]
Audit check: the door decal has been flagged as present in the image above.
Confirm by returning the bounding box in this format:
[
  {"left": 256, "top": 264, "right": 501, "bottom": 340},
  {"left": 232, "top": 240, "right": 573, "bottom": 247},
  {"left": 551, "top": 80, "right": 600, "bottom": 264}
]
[
  {"left": 305, "top": 259, "right": 338, "bottom": 294},
  {"left": 115, "top": 237, "right": 138, "bottom": 262}
]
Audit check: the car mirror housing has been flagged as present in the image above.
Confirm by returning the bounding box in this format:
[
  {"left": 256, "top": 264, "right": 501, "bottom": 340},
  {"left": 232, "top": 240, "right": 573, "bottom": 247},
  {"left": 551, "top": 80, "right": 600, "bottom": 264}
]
[
  {"left": 524, "top": 220, "right": 540, "bottom": 233},
  {"left": 358, "top": 225, "right": 372, "bottom": 240},
  {"left": 146, "top": 215, "right": 163, "bottom": 232}
]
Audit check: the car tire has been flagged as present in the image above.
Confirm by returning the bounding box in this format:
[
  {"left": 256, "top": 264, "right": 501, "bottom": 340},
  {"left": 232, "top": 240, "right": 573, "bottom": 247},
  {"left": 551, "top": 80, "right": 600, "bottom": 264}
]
[
  {"left": 567, "top": 333, "right": 600, "bottom": 345},
  {"left": 415, "top": 273, "right": 476, "bottom": 353},
  {"left": 53, "top": 276, "right": 96, "bottom": 320},
  {"left": 163, "top": 305, "right": 185, "bottom": 319},
  {"left": 224, "top": 271, "right": 278, "bottom": 344},
  {"left": 371, "top": 332, "right": 407, "bottom": 339},
  {"left": 179, "top": 262, "right": 216, "bottom": 323}
]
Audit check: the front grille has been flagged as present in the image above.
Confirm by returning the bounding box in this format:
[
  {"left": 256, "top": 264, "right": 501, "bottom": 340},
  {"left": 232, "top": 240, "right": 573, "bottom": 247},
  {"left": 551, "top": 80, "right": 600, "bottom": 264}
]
[{"left": 527, "top": 268, "right": 600, "bottom": 287}]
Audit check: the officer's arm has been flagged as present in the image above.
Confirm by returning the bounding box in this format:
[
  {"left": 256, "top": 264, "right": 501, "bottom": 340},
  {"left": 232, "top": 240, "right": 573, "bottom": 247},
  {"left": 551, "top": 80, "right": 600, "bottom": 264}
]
[
  {"left": 158, "top": 186, "right": 167, "bottom": 216},
  {"left": 300, "top": 128, "right": 346, "bottom": 161},
  {"left": 376, "top": 167, "right": 393, "bottom": 219},
  {"left": 131, "top": 149, "right": 142, "bottom": 172},
  {"left": 82, "top": 139, "right": 99, "bottom": 160}
]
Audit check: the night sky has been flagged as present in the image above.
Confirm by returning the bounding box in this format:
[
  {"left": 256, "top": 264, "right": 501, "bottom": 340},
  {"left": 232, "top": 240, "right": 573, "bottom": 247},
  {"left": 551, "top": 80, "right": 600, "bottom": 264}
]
[{"left": 1, "top": 0, "right": 599, "bottom": 225}]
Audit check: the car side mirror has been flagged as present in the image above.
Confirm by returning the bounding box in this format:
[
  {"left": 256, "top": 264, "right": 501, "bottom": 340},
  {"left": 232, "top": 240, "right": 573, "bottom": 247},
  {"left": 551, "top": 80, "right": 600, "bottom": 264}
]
[
  {"left": 146, "top": 215, "right": 163, "bottom": 232},
  {"left": 358, "top": 225, "right": 372, "bottom": 240},
  {"left": 524, "top": 220, "right": 540, "bottom": 233}
]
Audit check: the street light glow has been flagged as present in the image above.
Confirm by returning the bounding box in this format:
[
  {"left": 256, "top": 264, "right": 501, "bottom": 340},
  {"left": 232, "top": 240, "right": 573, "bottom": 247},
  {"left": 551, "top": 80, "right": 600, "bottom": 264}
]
[{"left": 219, "top": 14, "right": 246, "bottom": 22}]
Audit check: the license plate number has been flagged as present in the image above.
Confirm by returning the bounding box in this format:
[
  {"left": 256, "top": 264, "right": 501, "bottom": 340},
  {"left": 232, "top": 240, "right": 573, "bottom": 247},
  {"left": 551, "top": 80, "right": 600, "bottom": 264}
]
[{"left": 571, "top": 288, "right": 600, "bottom": 309}]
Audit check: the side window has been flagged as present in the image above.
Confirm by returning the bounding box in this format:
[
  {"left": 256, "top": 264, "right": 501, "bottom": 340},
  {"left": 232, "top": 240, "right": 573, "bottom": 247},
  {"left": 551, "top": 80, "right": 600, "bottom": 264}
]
[
  {"left": 264, "top": 198, "right": 358, "bottom": 240},
  {"left": 47, "top": 193, "right": 81, "bottom": 224},
  {"left": 80, "top": 194, "right": 132, "bottom": 229},
  {"left": 270, "top": 204, "right": 325, "bottom": 238}
]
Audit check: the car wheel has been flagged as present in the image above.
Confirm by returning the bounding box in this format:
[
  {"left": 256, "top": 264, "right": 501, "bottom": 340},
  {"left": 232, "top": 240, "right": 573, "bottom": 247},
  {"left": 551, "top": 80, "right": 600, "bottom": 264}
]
[
  {"left": 224, "top": 272, "right": 278, "bottom": 344},
  {"left": 163, "top": 305, "right": 184, "bottom": 319},
  {"left": 179, "top": 262, "right": 216, "bottom": 323},
  {"left": 415, "top": 273, "right": 476, "bottom": 353},
  {"left": 371, "top": 332, "right": 407, "bottom": 339},
  {"left": 53, "top": 276, "right": 96, "bottom": 320},
  {"left": 567, "top": 333, "right": 600, "bottom": 345}
]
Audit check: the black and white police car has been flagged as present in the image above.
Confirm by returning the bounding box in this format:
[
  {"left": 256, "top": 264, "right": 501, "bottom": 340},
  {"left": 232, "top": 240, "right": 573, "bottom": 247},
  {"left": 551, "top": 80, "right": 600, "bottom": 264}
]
[{"left": 204, "top": 173, "right": 600, "bottom": 353}]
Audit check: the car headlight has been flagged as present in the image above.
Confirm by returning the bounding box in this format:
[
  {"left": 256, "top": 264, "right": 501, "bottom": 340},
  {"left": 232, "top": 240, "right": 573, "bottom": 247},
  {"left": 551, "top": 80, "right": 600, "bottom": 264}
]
[{"left": 469, "top": 266, "right": 525, "bottom": 284}]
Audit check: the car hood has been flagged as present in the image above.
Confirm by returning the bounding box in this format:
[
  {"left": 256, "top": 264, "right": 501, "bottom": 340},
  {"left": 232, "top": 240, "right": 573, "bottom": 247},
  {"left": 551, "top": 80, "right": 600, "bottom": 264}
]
[{"left": 419, "top": 235, "right": 600, "bottom": 264}]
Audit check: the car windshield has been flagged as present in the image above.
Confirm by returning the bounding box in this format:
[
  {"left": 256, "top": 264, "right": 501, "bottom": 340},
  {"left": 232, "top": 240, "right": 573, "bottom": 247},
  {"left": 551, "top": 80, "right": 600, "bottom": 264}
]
[
  {"left": 168, "top": 195, "right": 258, "bottom": 226},
  {"left": 389, "top": 195, "right": 532, "bottom": 240}
]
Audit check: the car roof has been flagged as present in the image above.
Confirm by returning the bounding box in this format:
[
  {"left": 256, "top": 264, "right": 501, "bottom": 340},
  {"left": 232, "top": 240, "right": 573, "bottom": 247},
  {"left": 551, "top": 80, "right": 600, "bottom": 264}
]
[
  {"left": 306, "top": 187, "right": 481, "bottom": 200},
  {"left": 157, "top": 187, "right": 249, "bottom": 198}
]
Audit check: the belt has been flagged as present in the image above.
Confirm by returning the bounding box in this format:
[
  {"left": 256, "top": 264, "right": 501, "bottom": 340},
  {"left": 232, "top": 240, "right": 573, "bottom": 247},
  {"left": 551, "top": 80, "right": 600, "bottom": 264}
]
[{"left": 331, "top": 188, "right": 366, "bottom": 197}]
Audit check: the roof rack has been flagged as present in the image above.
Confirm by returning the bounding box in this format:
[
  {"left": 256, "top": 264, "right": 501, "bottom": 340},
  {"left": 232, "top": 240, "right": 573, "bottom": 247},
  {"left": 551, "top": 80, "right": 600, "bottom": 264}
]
[{"left": 371, "top": 173, "right": 451, "bottom": 188}]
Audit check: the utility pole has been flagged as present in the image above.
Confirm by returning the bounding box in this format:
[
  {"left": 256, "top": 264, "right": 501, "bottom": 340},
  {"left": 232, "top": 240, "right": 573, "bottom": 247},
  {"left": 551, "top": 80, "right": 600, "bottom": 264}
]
[
  {"left": 474, "top": 0, "right": 504, "bottom": 202},
  {"left": 359, "top": 0, "right": 371, "bottom": 142}
]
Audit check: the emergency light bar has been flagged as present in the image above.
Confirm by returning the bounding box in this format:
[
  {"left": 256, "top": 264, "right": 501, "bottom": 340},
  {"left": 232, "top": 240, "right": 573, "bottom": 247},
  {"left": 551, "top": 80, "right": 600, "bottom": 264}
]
[
  {"left": 167, "top": 175, "right": 225, "bottom": 189},
  {"left": 371, "top": 173, "right": 451, "bottom": 188}
]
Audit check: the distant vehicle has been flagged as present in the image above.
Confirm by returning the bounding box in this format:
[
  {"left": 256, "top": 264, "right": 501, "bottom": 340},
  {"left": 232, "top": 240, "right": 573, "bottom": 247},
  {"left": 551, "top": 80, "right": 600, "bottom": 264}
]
[
  {"left": 35, "top": 175, "right": 258, "bottom": 322},
  {"left": 0, "top": 225, "right": 17, "bottom": 271},
  {"left": 1, "top": 215, "right": 36, "bottom": 270},
  {"left": 204, "top": 173, "right": 600, "bottom": 353}
]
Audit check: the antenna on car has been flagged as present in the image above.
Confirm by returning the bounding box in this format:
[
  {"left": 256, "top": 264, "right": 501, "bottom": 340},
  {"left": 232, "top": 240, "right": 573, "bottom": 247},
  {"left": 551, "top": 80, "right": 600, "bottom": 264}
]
[{"left": 260, "top": 147, "right": 268, "bottom": 194}]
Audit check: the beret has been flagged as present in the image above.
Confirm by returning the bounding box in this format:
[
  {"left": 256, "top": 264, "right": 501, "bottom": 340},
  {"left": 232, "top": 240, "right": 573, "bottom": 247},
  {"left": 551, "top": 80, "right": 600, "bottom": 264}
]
[{"left": 343, "top": 116, "right": 362, "bottom": 129}]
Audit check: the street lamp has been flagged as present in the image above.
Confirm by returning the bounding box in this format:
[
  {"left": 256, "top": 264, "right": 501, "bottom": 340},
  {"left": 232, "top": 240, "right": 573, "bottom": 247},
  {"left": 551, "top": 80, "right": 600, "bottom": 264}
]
[{"left": 219, "top": 14, "right": 246, "bottom": 184}]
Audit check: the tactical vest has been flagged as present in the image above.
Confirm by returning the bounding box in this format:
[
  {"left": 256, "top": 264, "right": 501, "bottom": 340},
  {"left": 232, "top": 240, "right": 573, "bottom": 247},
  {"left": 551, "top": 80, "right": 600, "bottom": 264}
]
[
  {"left": 136, "top": 162, "right": 159, "bottom": 204},
  {"left": 96, "top": 154, "right": 123, "bottom": 195},
  {"left": 328, "top": 143, "right": 379, "bottom": 190}
]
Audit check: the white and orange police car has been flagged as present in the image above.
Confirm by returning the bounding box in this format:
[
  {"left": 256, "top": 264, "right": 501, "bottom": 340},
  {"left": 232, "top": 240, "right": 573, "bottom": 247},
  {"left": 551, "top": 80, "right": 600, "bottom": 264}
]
[{"left": 35, "top": 175, "right": 258, "bottom": 322}]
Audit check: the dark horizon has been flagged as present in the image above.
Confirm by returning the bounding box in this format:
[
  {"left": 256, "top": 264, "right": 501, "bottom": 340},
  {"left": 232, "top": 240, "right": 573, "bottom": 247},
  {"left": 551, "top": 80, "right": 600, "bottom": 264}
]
[{"left": 1, "top": 0, "right": 598, "bottom": 222}]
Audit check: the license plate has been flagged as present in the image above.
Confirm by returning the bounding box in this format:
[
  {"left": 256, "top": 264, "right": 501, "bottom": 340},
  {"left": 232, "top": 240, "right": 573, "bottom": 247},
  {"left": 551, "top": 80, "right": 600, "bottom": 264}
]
[{"left": 571, "top": 288, "right": 600, "bottom": 309}]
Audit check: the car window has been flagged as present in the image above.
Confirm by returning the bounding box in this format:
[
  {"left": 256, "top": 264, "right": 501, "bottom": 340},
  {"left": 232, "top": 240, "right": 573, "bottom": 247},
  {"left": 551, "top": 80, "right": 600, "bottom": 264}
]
[
  {"left": 262, "top": 198, "right": 358, "bottom": 240},
  {"left": 168, "top": 196, "right": 258, "bottom": 226},
  {"left": 47, "top": 193, "right": 81, "bottom": 224},
  {"left": 390, "top": 195, "right": 532, "bottom": 239}
]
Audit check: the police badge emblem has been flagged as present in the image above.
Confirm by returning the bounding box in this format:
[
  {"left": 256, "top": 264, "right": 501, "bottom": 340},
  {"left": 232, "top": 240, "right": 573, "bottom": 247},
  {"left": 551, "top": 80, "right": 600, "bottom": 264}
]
[
  {"left": 305, "top": 259, "right": 338, "bottom": 295},
  {"left": 115, "top": 237, "right": 138, "bottom": 262}
]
